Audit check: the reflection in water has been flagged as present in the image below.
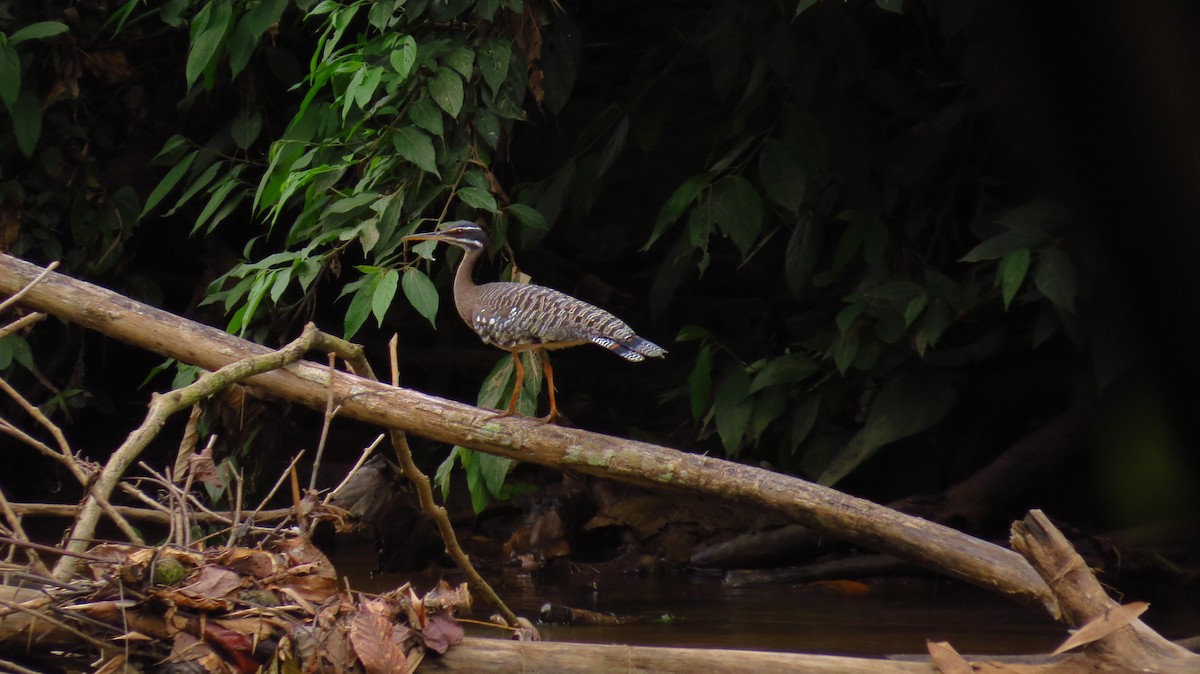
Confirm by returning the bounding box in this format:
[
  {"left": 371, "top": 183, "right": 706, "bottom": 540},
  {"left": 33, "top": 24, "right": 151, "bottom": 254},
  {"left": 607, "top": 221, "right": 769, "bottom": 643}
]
[{"left": 332, "top": 539, "right": 1200, "bottom": 656}]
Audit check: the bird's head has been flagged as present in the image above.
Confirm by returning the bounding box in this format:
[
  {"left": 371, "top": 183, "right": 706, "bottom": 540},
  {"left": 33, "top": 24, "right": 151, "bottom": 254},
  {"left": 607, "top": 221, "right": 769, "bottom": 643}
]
[{"left": 402, "top": 221, "right": 488, "bottom": 252}]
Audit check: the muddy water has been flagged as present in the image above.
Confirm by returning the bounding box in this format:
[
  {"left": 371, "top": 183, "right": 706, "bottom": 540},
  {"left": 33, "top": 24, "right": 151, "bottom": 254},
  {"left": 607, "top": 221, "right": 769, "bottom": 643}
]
[{"left": 329, "top": 543, "right": 1200, "bottom": 657}]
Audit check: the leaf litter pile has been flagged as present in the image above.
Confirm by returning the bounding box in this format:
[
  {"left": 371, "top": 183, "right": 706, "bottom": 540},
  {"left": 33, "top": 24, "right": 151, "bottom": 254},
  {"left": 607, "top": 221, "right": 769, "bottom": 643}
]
[{"left": 3, "top": 533, "right": 470, "bottom": 673}]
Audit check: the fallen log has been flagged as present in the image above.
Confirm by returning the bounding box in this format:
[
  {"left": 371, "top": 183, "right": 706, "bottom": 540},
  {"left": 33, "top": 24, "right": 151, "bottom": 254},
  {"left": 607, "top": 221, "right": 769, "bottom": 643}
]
[
  {"left": 0, "top": 254, "right": 1055, "bottom": 613},
  {"left": 425, "top": 637, "right": 937, "bottom": 674}
]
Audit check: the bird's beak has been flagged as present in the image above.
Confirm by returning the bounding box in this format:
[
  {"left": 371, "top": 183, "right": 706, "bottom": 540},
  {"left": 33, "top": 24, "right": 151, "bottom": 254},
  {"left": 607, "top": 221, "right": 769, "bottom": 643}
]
[{"left": 401, "top": 233, "right": 445, "bottom": 243}]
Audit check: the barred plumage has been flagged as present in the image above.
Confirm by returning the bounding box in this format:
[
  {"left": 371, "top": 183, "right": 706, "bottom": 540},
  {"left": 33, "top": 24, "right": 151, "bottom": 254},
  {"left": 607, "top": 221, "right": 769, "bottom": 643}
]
[{"left": 403, "top": 221, "right": 666, "bottom": 423}]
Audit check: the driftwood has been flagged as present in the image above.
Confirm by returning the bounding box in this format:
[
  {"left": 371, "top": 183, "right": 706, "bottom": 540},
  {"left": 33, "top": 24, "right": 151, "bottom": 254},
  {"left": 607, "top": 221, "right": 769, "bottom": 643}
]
[
  {"left": 0, "top": 254, "right": 1059, "bottom": 614},
  {"left": 1007, "top": 510, "right": 1199, "bottom": 673}
]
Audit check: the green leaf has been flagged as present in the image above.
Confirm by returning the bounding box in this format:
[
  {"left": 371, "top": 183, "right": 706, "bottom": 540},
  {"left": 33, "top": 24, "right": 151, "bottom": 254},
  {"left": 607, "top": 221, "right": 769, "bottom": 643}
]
[
  {"left": 794, "top": 0, "right": 820, "bottom": 18},
  {"left": 269, "top": 267, "right": 291, "bottom": 303},
  {"left": 231, "top": 108, "right": 263, "bottom": 149},
  {"left": 788, "top": 395, "right": 821, "bottom": 453},
  {"left": 434, "top": 447, "right": 460, "bottom": 499},
  {"left": 688, "top": 345, "right": 713, "bottom": 421},
  {"left": 643, "top": 174, "right": 709, "bottom": 251},
  {"left": 6, "top": 334, "right": 33, "bottom": 370},
  {"left": 343, "top": 280, "right": 374, "bottom": 339},
  {"left": 186, "top": 0, "right": 233, "bottom": 89},
  {"left": 832, "top": 332, "right": 859, "bottom": 374},
  {"left": 478, "top": 356, "right": 516, "bottom": 408},
  {"left": 714, "top": 368, "right": 753, "bottom": 456},
  {"left": 239, "top": 0, "right": 288, "bottom": 42},
  {"left": 409, "top": 97, "right": 444, "bottom": 136},
  {"left": 429, "top": 67, "right": 464, "bottom": 117},
  {"left": 836, "top": 303, "right": 863, "bottom": 334},
  {"left": 758, "top": 140, "right": 806, "bottom": 212},
  {"left": 392, "top": 126, "right": 439, "bottom": 176},
  {"left": 193, "top": 178, "right": 240, "bottom": 234},
  {"left": 141, "top": 151, "right": 198, "bottom": 217},
  {"left": 997, "top": 248, "right": 1030, "bottom": 309},
  {"left": 785, "top": 218, "right": 821, "bottom": 294},
  {"left": 818, "top": 369, "right": 957, "bottom": 486},
  {"left": 371, "top": 269, "right": 398, "bottom": 326},
  {"left": 446, "top": 46, "right": 474, "bottom": 79},
  {"left": 402, "top": 268, "right": 439, "bottom": 327},
  {"left": 478, "top": 38, "right": 511, "bottom": 96},
  {"left": 167, "top": 161, "right": 222, "bottom": 215},
  {"left": 8, "top": 21, "right": 69, "bottom": 44},
  {"left": 1035, "top": 248, "right": 1077, "bottom": 311},
  {"left": 703, "top": 176, "right": 763, "bottom": 257},
  {"left": 903, "top": 294, "right": 927, "bottom": 326},
  {"left": 475, "top": 111, "right": 500, "bottom": 149},
  {"left": 389, "top": 35, "right": 417, "bottom": 80},
  {"left": 749, "top": 352, "right": 818, "bottom": 394},
  {"left": 0, "top": 41, "right": 20, "bottom": 110},
  {"left": 916, "top": 301, "right": 950, "bottom": 357},
  {"left": 875, "top": 0, "right": 903, "bottom": 14},
  {"left": 478, "top": 452, "right": 513, "bottom": 497},
  {"left": 960, "top": 228, "right": 1047, "bottom": 262},
  {"left": 11, "top": 91, "right": 42, "bottom": 158},
  {"left": 507, "top": 203, "right": 546, "bottom": 230},
  {"left": 457, "top": 187, "right": 498, "bottom": 213}
]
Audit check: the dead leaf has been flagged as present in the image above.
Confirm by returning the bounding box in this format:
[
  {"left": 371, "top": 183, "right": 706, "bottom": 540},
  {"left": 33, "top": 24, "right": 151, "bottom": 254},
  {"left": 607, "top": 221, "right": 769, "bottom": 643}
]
[
  {"left": 92, "top": 653, "right": 127, "bottom": 674},
  {"left": 181, "top": 566, "right": 243, "bottom": 599},
  {"left": 1052, "top": 601, "right": 1149, "bottom": 655},
  {"left": 421, "top": 611, "right": 464, "bottom": 654},
  {"left": 928, "top": 640, "right": 973, "bottom": 674},
  {"left": 188, "top": 440, "right": 223, "bottom": 488},
  {"left": 809, "top": 579, "right": 872, "bottom": 596},
  {"left": 423, "top": 580, "right": 472, "bottom": 614},
  {"left": 351, "top": 600, "right": 409, "bottom": 674},
  {"left": 202, "top": 622, "right": 262, "bottom": 674},
  {"left": 217, "top": 547, "right": 277, "bottom": 578},
  {"left": 173, "top": 405, "right": 203, "bottom": 480}
]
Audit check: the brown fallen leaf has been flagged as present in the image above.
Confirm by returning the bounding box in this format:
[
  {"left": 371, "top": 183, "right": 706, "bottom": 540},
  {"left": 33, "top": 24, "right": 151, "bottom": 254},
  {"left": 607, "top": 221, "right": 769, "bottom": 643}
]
[
  {"left": 351, "top": 599, "right": 408, "bottom": 674},
  {"left": 927, "top": 640, "right": 973, "bottom": 674},
  {"left": 1052, "top": 601, "right": 1149, "bottom": 655},
  {"left": 421, "top": 611, "right": 464, "bottom": 654},
  {"left": 181, "top": 566, "right": 243, "bottom": 599}
]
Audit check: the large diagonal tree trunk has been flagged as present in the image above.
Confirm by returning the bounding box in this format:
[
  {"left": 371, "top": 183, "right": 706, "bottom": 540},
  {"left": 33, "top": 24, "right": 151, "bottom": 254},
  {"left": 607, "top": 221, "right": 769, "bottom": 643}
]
[{"left": 0, "top": 253, "right": 1056, "bottom": 613}]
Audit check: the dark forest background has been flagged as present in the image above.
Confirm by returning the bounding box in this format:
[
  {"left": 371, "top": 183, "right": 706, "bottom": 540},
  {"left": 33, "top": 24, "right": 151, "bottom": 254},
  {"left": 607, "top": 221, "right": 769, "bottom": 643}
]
[{"left": 1, "top": 0, "right": 1199, "bottom": 556}]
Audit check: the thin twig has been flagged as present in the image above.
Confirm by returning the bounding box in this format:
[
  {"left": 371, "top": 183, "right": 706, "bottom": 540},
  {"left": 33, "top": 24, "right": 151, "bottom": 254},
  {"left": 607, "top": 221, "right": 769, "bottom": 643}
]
[
  {"left": 6, "top": 497, "right": 292, "bottom": 526},
  {"left": 0, "top": 535, "right": 113, "bottom": 563},
  {"left": 0, "top": 311, "right": 46, "bottom": 340},
  {"left": 0, "top": 596, "right": 116, "bottom": 654},
  {"left": 324, "top": 433, "right": 385, "bottom": 505},
  {"left": 248, "top": 451, "right": 306, "bottom": 525},
  {"left": 0, "top": 384, "right": 143, "bottom": 545},
  {"left": 0, "top": 260, "right": 58, "bottom": 313},
  {"left": 309, "top": 352, "right": 341, "bottom": 492},
  {"left": 52, "top": 324, "right": 327, "bottom": 580},
  {"left": 385, "top": 334, "right": 520, "bottom": 627},
  {"left": 0, "top": 487, "right": 51, "bottom": 577},
  {"left": 227, "top": 467, "right": 244, "bottom": 548}
]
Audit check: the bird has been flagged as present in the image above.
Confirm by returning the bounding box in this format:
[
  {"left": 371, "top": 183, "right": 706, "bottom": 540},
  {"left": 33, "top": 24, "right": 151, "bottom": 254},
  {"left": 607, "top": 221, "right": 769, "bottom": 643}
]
[{"left": 402, "top": 221, "right": 666, "bottom": 423}]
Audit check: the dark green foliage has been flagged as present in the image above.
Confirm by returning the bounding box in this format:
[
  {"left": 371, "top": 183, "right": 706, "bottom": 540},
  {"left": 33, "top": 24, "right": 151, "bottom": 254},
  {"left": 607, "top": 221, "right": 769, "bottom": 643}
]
[{"left": 0, "top": 0, "right": 1109, "bottom": 508}]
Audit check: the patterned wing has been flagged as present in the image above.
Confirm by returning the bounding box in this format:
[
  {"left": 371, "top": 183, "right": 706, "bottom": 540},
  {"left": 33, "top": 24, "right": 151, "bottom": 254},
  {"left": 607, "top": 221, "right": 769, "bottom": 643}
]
[{"left": 471, "top": 282, "right": 666, "bottom": 360}]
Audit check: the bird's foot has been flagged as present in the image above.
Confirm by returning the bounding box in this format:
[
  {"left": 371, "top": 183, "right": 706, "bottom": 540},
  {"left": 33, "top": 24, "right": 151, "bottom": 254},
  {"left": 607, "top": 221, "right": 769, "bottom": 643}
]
[
  {"left": 533, "top": 411, "right": 560, "bottom": 425},
  {"left": 486, "top": 408, "right": 517, "bottom": 422}
]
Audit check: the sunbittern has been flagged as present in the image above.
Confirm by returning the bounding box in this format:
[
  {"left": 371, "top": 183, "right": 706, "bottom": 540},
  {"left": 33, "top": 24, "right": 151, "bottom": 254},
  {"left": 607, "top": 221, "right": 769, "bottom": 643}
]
[{"left": 403, "top": 221, "right": 666, "bottom": 423}]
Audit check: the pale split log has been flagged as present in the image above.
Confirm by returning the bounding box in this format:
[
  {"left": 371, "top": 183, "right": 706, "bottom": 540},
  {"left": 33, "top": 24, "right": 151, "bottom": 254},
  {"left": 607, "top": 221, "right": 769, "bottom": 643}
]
[
  {"left": 424, "top": 636, "right": 938, "bottom": 674},
  {"left": 0, "top": 254, "right": 1054, "bottom": 612},
  {"left": 1010, "top": 509, "right": 1200, "bottom": 673}
]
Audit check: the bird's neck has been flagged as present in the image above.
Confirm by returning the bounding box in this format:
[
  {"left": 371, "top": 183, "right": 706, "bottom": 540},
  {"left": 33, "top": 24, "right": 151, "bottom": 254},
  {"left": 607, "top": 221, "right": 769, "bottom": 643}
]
[{"left": 452, "top": 246, "right": 482, "bottom": 326}]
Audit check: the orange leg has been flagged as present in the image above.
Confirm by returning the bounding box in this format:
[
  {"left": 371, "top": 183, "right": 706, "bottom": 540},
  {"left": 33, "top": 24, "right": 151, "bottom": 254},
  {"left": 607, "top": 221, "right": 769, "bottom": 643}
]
[{"left": 536, "top": 349, "right": 560, "bottom": 425}]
